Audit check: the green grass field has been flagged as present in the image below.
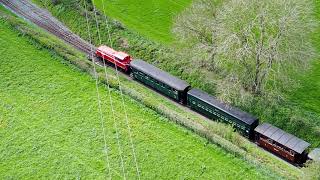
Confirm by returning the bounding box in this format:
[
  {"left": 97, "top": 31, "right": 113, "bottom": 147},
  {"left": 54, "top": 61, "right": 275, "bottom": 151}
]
[
  {"left": 0, "top": 18, "right": 274, "bottom": 179},
  {"left": 288, "top": 0, "right": 320, "bottom": 117},
  {"left": 93, "top": 0, "right": 192, "bottom": 43},
  {"left": 289, "top": 61, "right": 320, "bottom": 116}
]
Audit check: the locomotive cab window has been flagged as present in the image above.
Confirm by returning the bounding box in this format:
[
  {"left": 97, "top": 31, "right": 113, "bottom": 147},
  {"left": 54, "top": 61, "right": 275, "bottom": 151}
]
[{"left": 115, "top": 57, "right": 122, "bottom": 61}]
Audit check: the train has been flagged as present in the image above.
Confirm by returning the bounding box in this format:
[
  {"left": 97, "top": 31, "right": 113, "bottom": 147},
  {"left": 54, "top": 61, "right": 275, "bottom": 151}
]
[{"left": 95, "top": 45, "right": 320, "bottom": 164}]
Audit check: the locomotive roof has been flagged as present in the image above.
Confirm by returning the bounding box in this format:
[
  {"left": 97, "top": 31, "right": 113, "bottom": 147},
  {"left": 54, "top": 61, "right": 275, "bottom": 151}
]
[
  {"left": 97, "top": 46, "right": 129, "bottom": 60},
  {"left": 115, "top": 51, "right": 130, "bottom": 60},
  {"left": 130, "top": 59, "right": 190, "bottom": 91},
  {"left": 97, "top": 46, "right": 116, "bottom": 54},
  {"left": 254, "top": 123, "right": 310, "bottom": 154},
  {"left": 187, "top": 88, "right": 258, "bottom": 125}
]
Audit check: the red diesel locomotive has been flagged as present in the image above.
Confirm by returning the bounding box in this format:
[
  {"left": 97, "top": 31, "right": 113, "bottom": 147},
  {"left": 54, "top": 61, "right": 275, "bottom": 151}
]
[{"left": 95, "top": 45, "right": 132, "bottom": 72}]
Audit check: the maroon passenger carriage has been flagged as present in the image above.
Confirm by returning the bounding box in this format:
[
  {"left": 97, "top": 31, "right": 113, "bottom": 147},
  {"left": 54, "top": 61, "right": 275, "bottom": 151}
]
[
  {"left": 95, "top": 45, "right": 132, "bottom": 72},
  {"left": 254, "top": 123, "right": 310, "bottom": 164}
]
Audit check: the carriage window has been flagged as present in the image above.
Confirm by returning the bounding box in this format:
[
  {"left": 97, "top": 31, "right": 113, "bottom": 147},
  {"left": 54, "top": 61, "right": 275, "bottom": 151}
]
[{"left": 289, "top": 150, "right": 295, "bottom": 156}]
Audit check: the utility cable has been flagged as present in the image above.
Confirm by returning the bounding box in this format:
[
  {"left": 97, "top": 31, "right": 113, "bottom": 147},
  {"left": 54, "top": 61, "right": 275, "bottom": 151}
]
[
  {"left": 99, "top": 0, "right": 141, "bottom": 179},
  {"left": 83, "top": 1, "right": 112, "bottom": 178},
  {"left": 91, "top": 1, "right": 127, "bottom": 179}
]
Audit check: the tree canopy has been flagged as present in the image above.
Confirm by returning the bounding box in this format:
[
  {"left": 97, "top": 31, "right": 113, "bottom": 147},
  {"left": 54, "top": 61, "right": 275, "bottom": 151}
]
[{"left": 174, "top": 0, "right": 317, "bottom": 97}]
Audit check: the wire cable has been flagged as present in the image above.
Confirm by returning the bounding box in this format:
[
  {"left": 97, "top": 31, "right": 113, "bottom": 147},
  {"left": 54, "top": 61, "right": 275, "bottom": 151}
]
[
  {"left": 83, "top": 1, "right": 112, "bottom": 178},
  {"left": 91, "top": 1, "right": 127, "bottom": 179},
  {"left": 99, "top": 0, "right": 141, "bottom": 179}
]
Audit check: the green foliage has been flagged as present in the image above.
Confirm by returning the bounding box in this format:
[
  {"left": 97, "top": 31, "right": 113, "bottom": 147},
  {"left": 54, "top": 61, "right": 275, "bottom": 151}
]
[
  {"left": 93, "top": 0, "right": 192, "bottom": 43},
  {"left": 217, "top": 0, "right": 316, "bottom": 94},
  {"left": 175, "top": 0, "right": 317, "bottom": 95},
  {"left": 0, "top": 18, "right": 273, "bottom": 179}
]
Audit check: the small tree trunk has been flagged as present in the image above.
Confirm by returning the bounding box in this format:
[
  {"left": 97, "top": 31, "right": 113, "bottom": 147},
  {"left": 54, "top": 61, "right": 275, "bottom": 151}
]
[{"left": 51, "top": 0, "right": 60, "bottom": 5}]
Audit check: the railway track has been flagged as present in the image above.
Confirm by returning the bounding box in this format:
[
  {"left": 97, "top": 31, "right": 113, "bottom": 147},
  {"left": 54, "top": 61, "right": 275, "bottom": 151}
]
[{"left": 0, "top": 0, "right": 95, "bottom": 56}]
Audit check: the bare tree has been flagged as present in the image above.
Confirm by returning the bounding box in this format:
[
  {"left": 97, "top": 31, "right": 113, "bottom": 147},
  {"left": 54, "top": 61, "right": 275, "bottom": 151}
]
[
  {"left": 174, "top": 0, "right": 317, "bottom": 96},
  {"left": 173, "top": 0, "right": 220, "bottom": 71}
]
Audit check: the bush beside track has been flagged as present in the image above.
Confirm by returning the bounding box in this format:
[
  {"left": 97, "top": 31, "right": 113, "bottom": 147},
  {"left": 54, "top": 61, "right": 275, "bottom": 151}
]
[{"left": 2, "top": 2, "right": 319, "bottom": 178}]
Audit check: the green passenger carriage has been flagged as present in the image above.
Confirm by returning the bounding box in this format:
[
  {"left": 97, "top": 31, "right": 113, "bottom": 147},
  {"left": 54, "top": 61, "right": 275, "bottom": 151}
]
[
  {"left": 187, "top": 88, "right": 259, "bottom": 138},
  {"left": 130, "top": 60, "right": 191, "bottom": 103}
]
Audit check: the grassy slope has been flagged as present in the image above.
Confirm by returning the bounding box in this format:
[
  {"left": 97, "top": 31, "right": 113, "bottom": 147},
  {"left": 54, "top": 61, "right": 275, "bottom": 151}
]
[
  {"left": 93, "top": 0, "right": 192, "bottom": 43},
  {"left": 288, "top": 0, "right": 320, "bottom": 117},
  {"left": 0, "top": 19, "right": 273, "bottom": 179},
  {"left": 289, "top": 61, "right": 320, "bottom": 116}
]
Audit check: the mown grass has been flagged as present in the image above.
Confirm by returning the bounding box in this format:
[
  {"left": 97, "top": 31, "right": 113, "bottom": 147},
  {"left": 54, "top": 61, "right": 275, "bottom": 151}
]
[
  {"left": 93, "top": 0, "right": 192, "bottom": 43},
  {"left": 0, "top": 17, "right": 276, "bottom": 178}
]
